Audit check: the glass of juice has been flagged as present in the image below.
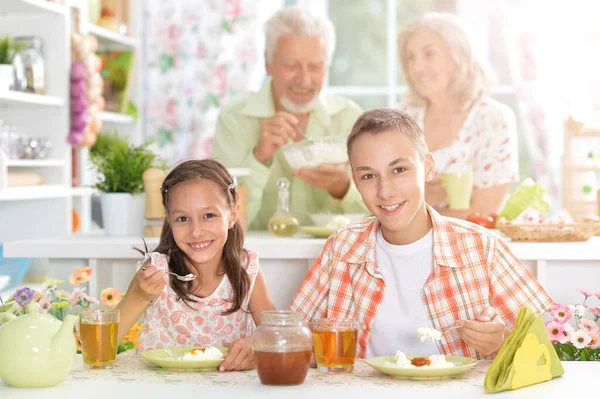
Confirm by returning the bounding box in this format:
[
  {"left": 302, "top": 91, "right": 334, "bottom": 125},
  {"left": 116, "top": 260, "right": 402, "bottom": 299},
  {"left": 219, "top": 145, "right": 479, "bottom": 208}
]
[
  {"left": 79, "top": 308, "right": 120, "bottom": 369},
  {"left": 312, "top": 318, "right": 358, "bottom": 374}
]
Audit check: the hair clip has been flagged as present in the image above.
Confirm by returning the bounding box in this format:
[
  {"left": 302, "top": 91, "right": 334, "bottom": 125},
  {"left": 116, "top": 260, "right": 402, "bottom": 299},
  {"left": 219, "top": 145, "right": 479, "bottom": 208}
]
[
  {"left": 161, "top": 187, "right": 168, "bottom": 194},
  {"left": 228, "top": 182, "right": 236, "bottom": 191}
]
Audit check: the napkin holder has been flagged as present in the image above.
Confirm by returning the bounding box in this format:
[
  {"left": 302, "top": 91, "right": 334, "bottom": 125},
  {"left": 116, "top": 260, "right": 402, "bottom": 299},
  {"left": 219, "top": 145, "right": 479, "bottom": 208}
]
[{"left": 484, "top": 306, "right": 564, "bottom": 393}]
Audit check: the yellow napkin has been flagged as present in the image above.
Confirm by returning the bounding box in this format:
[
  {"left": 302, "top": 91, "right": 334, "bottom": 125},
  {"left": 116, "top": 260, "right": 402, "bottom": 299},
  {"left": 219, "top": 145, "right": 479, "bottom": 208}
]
[{"left": 484, "top": 306, "right": 564, "bottom": 393}]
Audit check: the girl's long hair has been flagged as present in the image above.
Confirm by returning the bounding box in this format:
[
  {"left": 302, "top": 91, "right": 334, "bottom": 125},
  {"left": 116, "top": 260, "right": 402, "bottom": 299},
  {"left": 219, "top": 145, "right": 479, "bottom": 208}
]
[{"left": 153, "top": 159, "right": 249, "bottom": 315}]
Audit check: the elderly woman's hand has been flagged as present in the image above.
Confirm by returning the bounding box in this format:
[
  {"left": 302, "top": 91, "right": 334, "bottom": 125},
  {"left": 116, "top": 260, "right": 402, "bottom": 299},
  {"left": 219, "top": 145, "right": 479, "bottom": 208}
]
[{"left": 425, "top": 177, "right": 448, "bottom": 209}]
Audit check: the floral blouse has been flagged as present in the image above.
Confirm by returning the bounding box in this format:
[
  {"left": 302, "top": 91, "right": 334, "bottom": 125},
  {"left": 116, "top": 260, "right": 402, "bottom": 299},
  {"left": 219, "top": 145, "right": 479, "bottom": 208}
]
[
  {"left": 398, "top": 96, "right": 519, "bottom": 189},
  {"left": 139, "top": 249, "right": 259, "bottom": 352}
]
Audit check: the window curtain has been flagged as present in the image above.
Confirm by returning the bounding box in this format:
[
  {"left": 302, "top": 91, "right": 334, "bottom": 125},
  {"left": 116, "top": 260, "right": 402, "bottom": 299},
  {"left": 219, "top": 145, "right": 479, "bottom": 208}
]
[{"left": 143, "top": 0, "right": 261, "bottom": 163}]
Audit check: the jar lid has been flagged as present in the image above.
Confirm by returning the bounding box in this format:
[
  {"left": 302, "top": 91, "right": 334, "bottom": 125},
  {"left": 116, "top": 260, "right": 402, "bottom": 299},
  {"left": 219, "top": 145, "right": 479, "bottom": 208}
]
[{"left": 261, "top": 310, "right": 305, "bottom": 325}]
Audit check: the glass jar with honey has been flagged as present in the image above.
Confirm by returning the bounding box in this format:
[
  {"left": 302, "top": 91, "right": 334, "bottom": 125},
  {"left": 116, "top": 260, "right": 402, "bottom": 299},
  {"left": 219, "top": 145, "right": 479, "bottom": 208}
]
[
  {"left": 267, "top": 177, "right": 299, "bottom": 237},
  {"left": 253, "top": 311, "right": 312, "bottom": 385}
]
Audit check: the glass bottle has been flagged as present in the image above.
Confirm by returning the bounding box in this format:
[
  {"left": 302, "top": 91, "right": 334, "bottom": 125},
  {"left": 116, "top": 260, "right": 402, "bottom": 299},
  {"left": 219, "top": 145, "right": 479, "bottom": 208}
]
[
  {"left": 12, "top": 36, "right": 45, "bottom": 94},
  {"left": 253, "top": 310, "right": 312, "bottom": 386},
  {"left": 268, "top": 178, "right": 299, "bottom": 237}
]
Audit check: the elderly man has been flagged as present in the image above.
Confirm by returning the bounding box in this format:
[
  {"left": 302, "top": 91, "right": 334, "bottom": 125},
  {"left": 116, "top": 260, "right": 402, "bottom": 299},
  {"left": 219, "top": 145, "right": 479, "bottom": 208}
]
[{"left": 212, "top": 7, "right": 367, "bottom": 230}]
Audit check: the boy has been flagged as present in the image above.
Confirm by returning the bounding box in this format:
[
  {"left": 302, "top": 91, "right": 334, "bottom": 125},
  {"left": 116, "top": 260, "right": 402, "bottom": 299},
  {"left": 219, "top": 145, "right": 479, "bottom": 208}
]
[{"left": 291, "top": 108, "right": 552, "bottom": 360}]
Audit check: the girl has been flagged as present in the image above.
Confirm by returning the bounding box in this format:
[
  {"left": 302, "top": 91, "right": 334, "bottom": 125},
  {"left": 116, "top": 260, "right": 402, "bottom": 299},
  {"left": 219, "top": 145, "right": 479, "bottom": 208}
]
[{"left": 117, "top": 159, "right": 276, "bottom": 371}]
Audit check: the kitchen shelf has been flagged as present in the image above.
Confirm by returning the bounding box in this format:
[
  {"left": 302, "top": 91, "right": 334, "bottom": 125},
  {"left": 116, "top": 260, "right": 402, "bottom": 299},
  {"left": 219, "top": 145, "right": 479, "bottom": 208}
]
[
  {"left": 70, "top": 187, "right": 95, "bottom": 197},
  {"left": 98, "top": 111, "right": 135, "bottom": 124},
  {"left": 87, "top": 23, "right": 140, "bottom": 50},
  {"left": 0, "top": 184, "right": 70, "bottom": 201},
  {"left": 5, "top": 159, "right": 65, "bottom": 167},
  {"left": 0, "top": 0, "right": 66, "bottom": 16},
  {"left": 0, "top": 91, "right": 64, "bottom": 107}
]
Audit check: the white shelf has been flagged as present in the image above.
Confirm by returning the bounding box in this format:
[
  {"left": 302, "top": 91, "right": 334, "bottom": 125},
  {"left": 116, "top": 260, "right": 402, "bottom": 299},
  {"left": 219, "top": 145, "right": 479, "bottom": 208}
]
[
  {"left": 87, "top": 23, "right": 140, "bottom": 50},
  {"left": 0, "top": 91, "right": 64, "bottom": 107},
  {"left": 70, "top": 187, "right": 95, "bottom": 197},
  {"left": 0, "top": 184, "right": 70, "bottom": 201},
  {"left": 569, "top": 166, "right": 600, "bottom": 171},
  {"left": 98, "top": 111, "right": 135, "bottom": 124},
  {"left": 5, "top": 159, "right": 65, "bottom": 167},
  {"left": 0, "top": 0, "right": 67, "bottom": 16}
]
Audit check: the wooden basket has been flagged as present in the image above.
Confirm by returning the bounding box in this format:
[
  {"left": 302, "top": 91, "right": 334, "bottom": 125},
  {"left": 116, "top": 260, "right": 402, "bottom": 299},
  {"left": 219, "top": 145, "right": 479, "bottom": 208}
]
[{"left": 497, "top": 222, "right": 600, "bottom": 242}]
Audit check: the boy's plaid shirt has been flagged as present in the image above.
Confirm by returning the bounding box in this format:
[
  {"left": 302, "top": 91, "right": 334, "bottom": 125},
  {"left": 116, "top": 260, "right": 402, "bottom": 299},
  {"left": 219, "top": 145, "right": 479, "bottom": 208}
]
[{"left": 291, "top": 206, "right": 553, "bottom": 360}]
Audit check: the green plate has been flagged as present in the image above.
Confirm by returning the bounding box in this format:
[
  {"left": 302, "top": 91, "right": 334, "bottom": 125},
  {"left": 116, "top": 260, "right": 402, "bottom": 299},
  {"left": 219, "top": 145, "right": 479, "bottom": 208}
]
[
  {"left": 302, "top": 226, "right": 336, "bottom": 238},
  {"left": 140, "top": 346, "right": 228, "bottom": 371},
  {"left": 365, "top": 355, "right": 478, "bottom": 380}
]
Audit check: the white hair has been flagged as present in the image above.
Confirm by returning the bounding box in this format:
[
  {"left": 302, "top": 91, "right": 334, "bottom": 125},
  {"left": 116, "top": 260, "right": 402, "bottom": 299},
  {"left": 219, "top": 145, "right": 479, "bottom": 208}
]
[
  {"left": 264, "top": 7, "right": 336, "bottom": 66},
  {"left": 397, "top": 13, "right": 496, "bottom": 109}
]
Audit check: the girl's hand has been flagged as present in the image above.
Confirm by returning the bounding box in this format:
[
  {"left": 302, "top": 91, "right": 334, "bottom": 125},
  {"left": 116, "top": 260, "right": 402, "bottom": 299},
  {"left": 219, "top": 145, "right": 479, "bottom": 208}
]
[
  {"left": 219, "top": 337, "right": 254, "bottom": 372},
  {"left": 129, "top": 262, "right": 166, "bottom": 303},
  {"left": 425, "top": 177, "right": 449, "bottom": 209}
]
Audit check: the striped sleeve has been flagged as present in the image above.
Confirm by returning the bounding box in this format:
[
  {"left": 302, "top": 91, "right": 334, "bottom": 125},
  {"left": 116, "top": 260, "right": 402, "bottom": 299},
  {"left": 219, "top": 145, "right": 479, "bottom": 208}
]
[{"left": 489, "top": 238, "right": 553, "bottom": 328}]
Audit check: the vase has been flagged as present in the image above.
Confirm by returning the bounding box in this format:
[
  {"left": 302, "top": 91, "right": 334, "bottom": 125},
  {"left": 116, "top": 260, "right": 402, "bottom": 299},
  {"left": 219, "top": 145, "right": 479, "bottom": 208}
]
[{"left": 100, "top": 192, "right": 144, "bottom": 236}]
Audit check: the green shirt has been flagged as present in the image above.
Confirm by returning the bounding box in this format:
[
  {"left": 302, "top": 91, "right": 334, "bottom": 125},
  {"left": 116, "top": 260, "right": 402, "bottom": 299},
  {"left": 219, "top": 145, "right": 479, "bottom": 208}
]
[{"left": 212, "top": 80, "right": 368, "bottom": 230}]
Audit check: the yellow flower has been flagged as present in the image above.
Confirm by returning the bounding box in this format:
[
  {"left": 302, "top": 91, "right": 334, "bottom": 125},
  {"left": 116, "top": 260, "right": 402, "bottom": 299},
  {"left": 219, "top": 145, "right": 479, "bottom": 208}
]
[
  {"left": 55, "top": 290, "right": 70, "bottom": 300},
  {"left": 69, "top": 269, "right": 91, "bottom": 286},
  {"left": 42, "top": 278, "right": 64, "bottom": 291},
  {"left": 100, "top": 288, "right": 121, "bottom": 307},
  {"left": 50, "top": 301, "right": 69, "bottom": 310},
  {"left": 123, "top": 322, "right": 142, "bottom": 348}
]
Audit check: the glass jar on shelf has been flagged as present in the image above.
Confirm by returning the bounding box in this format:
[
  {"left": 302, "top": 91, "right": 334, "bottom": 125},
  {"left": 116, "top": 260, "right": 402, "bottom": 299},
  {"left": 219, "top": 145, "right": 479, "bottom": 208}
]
[
  {"left": 12, "top": 36, "right": 45, "bottom": 94},
  {"left": 267, "top": 177, "right": 299, "bottom": 237},
  {"left": 252, "top": 310, "right": 312, "bottom": 386}
]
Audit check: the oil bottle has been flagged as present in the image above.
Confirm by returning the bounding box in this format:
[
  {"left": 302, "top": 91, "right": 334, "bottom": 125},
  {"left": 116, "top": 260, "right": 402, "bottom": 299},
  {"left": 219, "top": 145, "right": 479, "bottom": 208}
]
[{"left": 268, "top": 178, "right": 299, "bottom": 237}]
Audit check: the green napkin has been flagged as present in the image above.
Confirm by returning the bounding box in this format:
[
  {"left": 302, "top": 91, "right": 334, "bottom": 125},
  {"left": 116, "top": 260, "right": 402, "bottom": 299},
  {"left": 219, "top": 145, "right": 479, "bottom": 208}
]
[{"left": 484, "top": 306, "right": 564, "bottom": 393}]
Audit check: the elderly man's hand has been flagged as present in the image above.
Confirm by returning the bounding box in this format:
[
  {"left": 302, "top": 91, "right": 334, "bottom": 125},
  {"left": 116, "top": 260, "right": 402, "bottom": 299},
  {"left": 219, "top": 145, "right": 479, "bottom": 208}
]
[
  {"left": 292, "top": 163, "right": 350, "bottom": 199},
  {"left": 457, "top": 307, "right": 507, "bottom": 356},
  {"left": 254, "top": 111, "right": 302, "bottom": 165}
]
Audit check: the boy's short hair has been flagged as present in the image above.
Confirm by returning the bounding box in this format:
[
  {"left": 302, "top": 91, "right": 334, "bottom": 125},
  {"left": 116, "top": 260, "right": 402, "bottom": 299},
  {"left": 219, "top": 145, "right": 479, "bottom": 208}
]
[{"left": 346, "top": 108, "right": 429, "bottom": 161}]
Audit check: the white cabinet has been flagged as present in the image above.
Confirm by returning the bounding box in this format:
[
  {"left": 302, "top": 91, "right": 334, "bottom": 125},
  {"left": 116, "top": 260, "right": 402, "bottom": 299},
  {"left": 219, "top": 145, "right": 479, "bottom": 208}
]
[{"left": 0, "top": 0, "right": 142, "bottom": 242}]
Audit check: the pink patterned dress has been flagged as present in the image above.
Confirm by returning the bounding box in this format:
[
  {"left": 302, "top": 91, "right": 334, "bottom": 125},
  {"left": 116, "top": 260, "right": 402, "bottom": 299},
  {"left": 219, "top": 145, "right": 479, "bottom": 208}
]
[
  {"left": 398, "top": 96, "right": 519, "bottom": 189},
  {"left": 139, "top": 249, "right": 260, "bottom": 352}
]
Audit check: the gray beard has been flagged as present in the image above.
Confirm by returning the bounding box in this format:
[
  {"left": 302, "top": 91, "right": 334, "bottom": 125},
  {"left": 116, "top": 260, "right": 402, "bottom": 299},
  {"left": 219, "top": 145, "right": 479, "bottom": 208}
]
[{"left": 280, "top": 94, "right": 319, "bottom": 114}]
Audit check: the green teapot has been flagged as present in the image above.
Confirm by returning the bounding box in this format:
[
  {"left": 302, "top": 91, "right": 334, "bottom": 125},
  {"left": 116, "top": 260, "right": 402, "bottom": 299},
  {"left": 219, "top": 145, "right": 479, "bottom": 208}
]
[{"left": 0, "top": 302, "right": 77, "bottom": 388}]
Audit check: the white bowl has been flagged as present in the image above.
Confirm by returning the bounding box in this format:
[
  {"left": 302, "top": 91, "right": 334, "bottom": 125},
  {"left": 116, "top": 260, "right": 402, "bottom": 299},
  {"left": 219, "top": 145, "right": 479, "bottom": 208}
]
[
  {"left": 281, "top": 135, "right": 348, "bottom": 169},
  {"left": 307, "top": 213, "right": 366, "bottom": 227}
]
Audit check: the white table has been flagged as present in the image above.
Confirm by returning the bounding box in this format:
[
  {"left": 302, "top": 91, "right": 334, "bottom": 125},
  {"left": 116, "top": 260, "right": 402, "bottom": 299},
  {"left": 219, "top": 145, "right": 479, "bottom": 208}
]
[
  {"left": 4, "top": 233, "right": 600, "bottom": 309},
  {"left": 0, "top": 354, "right": 595, "bottom": 399}
]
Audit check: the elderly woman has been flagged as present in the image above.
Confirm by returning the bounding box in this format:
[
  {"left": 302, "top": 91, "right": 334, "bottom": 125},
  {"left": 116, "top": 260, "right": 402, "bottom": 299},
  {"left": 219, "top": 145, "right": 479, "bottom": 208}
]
[{"left": 397, "top": 13, "right": 518, "bottom": 219}]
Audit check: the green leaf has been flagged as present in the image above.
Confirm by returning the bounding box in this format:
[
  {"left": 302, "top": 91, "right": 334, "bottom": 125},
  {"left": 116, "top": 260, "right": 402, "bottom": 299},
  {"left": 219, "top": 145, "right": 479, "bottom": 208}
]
[
  {"left": 581, "top": 348, "right": 590, "bottom": 361},
  {"left": 222, "top": 21, "right": 232, "bottom": 33},
  {"left": 156, "top": 128, "right": 172, "bottom": 148}
]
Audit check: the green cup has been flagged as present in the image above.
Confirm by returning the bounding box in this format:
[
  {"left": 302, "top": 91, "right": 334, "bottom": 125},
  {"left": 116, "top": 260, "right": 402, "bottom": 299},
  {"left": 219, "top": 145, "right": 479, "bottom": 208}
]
[{"left": 440, "top": 172, "right": 473, "bottom": 209}]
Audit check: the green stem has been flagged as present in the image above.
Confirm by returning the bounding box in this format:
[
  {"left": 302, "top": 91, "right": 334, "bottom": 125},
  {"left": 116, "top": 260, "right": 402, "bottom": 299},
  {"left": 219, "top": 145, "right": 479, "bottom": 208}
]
[{"left": 0, "top": 296, "right": 6, "bottom": 312}]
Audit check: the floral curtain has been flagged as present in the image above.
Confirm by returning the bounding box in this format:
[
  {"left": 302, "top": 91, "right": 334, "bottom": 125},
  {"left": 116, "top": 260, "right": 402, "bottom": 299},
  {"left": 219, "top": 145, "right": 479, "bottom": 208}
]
[
  {"left": 144, "top": 0, "right": 261, "bottom": 163},
  {"left": 501, "top": 0, "right": 600, "bottom": 206}
]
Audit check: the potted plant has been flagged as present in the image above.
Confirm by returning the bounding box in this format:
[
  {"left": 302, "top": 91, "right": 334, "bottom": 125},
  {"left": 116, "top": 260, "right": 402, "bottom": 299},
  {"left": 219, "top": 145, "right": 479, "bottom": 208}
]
[
  {"left": 89, "top": 131, "right": 167, "bottom": 236},
  {"left": 0, "top": 36, "right": 14, "bottom": 92}
]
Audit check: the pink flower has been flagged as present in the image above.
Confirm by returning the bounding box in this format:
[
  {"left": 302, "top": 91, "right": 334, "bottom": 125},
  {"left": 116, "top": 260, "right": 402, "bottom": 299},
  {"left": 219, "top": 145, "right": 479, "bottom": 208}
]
[
  {"left": 596, "top": 293, "right": 600, "bottom": 300},
  {"left": 579, "top": 319, "right": 600, "bottom": 335},
  {"left": 588, "top": 333, "right": 600, "bottom": 349},
  {"left": 571, "top": 329, "right": 592, "bottom": 349},
  {"left": 546, "top": 321, "right": 567, "bottom": 343},
  {"left": 578, "top": 288, "right": 594, "bottom": 297},
  {"left": 38, "top": 297, "right": 51, "bottom": 313},
  {"left": 551, "top": 304, "right": 572, "bottom": 324},
  {"left": 562, "top": 323, "right": 575, "bottom": 342},
  {"left": 589, "top": 307, "right": 600, "bottom": 318}
]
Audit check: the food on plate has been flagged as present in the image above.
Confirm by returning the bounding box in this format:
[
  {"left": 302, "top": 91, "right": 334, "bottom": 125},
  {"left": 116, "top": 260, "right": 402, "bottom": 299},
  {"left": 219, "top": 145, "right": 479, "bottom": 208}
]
[
  {"left": 179, "top": 346, "right": 224, "bottom": 361},
  {"left": 466, "top": 212, "right": 496, "bottom": 228},
  {"left": 325, "top": 215, "right": 351, "bottom": 231},
  {"left": 384, "top": 351, "right": 456, "bottom": 369},
  {"left": 416, "top": 327, "right": 443, "bottom": 343}
]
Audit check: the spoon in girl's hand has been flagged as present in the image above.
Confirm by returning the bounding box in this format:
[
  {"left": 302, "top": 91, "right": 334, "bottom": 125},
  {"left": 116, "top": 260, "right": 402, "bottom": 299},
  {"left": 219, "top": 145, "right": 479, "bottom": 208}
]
[{"left": 141, "top": 266, "right": 196, "bottom": 282}]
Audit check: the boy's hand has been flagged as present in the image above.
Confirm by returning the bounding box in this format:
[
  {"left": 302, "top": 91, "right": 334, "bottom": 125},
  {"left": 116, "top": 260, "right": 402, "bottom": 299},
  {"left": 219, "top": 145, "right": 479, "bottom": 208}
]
[
  {"left": 130, "top": 263, "right": 166, "bottom": 303},
  {"left": 220, "top": 337, "right": 254, "bottom": 372},
  {"left": 457, "top": 307, "right": 507, "bottom": 356}
]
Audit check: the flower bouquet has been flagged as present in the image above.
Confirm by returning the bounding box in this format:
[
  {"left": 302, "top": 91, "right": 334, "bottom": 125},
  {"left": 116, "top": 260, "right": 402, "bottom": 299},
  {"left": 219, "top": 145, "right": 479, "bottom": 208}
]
[
  {"left": 546, "top": 288, "right": 600, "bottom": 361},
  {"left": 0, "top": 267, "right": 140, "bottom": 354}
]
